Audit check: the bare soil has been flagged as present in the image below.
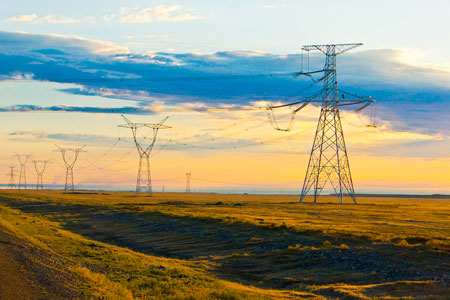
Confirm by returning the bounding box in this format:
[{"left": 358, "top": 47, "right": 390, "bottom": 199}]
[{"left": 0, "top": 226, "right": 83, "bottom": 300}]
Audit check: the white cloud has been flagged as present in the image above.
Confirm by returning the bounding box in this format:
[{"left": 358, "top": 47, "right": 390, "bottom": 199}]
[
  {"left": 124, "top": 34, "right": 157, "bottom": 40},
  {"left": 7, "top": 14, "right": 38, "bottom": 22},
  {"left": 0, "top": 31, "right": 129, "bottom": 57},
  {"left": 103, "top": 14, "right": 116, "bottom": 22},
  {"left": 263, "top": 5, "right": 275, "bottom": 9},
  {"left": 0, "top": 31, "right": 449, "bottom": 137},
  {"left": 117, "top": 5, "right": 198, "bottom": 23},
  {"left": 7, "top": 14, "right": 79, "bottom": 24}
]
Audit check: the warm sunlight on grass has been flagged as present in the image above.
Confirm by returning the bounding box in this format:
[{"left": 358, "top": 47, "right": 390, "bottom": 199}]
[{"left": 0, "top": 190, "right": 448, "bottom": 299}]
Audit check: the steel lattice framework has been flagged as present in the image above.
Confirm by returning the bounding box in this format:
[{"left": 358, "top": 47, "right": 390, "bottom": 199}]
[
  {"left": 14, "top": 154, "right": 31, "bottom": 190},
  {"left": 55, "top": 145, "right": 86, "bottom": 191},
  {"left": 119, "top": 115, "right": 171, "bottom": 196},
  {"left": 269, "top": 43, "right": 375, "bottom": 204},
  {"left": 7, "top": 166, "right": 16, "bottom": 189},
  {"left": 186, "top": 172, "right": 191, "bottom": 193},
  {"left": 32, "top": 159, "right": 51, "bottom": 190}
]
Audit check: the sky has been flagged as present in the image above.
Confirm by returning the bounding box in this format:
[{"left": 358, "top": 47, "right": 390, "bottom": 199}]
[{"left": 0, "top": 1, "right": 449, "bottom": 194}]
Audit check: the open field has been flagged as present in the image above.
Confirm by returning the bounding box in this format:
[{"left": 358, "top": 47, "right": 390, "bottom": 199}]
[{"left": 0, "top": 190, "right": 449, "bottom": 299}]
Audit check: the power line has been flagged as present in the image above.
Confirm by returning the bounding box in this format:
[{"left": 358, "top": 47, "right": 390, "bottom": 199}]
[{"left": 79, "top": 138, "right": 122, "bottom": 169}]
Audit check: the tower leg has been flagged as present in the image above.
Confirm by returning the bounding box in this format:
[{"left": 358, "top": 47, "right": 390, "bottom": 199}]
[
  {"left": 19, "top": 165, "right": 27, "bottom": 189},
  {"left": 146, "top": 155, "right": 152, "bottom": 196},
  {"left": 299, "top": 108, "right": 356, "bottom": 204},
  {"left": 136, "top": 155, "right": 152, "bottom": 196},
  {"left": 335, "top": 111, "right": 357, "bottom": 204},
  {"left": 36, "top": 174, "right": 44, "bottom": 190},
  {"left": 65, "top": 168, "right": 74, "bottom": 191},
  {"left": 300, "top": 108, "right": 326, "bottom": 202}
]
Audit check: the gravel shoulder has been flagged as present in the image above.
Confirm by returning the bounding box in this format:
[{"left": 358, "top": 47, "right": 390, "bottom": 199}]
[{"left": 0, "top": 225, "right": 83, "bottom": 300}]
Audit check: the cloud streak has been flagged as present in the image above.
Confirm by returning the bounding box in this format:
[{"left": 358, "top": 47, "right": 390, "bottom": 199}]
[
  {"left": 0, "top": 31, "right": 449, "bottom": 136},
  {"left": 0, "top": 104, "right": 152, "bottom": 114},
  {"left": 7, "top": 14, "right": 79, "bottom": 24},
  {"left": 8, "top": 130, "right": 118, "bottom": 145},
  {"left": 108, "top": 5, "right": 198, "bottom": 23}
]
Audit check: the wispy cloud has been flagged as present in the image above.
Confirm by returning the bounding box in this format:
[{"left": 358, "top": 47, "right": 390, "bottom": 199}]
[
  {"left": 0, "top": 31, "right": 129, "bottom": 57},
  {"left": 7, "top": 14, "right": 79, "bottom": 24},
  {"left": 113, "top": 5, "right": 198, "bottom": 23},
  {"left": 0, "top": 104, "right": 152, "bottom": 114},
  {"left": 7, "top": 14, "right": 37, "bottom": 22},
  {"left": 8, "top": 130, "right": 118, "bottom": 145},
  {"left": 0, "top": 31, "right": 449, "bottom": 136}
]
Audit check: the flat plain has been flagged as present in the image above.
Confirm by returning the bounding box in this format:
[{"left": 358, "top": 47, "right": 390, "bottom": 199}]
[{"left": 0, "top": 190, "right": 449, "bottom": 299}]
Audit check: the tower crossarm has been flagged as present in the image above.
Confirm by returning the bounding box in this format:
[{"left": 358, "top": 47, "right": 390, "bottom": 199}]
[
  {"left": 337, "top": 89, "right": 376, "bottom": 111},
  {"left": 268, "top": 88, "right": 374, "bottom": 114},
  {"left": 268, "top": 89, "right": 324, "bottom": 113},
  {"left": 14, "top": 153, "right": 31, "bottom": 164},
  {"left": 294, "top": 69, "right": 333, "bottom": 77},
  {"left": 32, "top": 159, "right": 51, "bottom": 175},
  {"left": 119, "top": 115, "right": 171, "bottom": 155},
  {"left": 302, "top": 43, "right": 362, "bottom": 55},
  {"left": 119, "top": 115, "right": 172, "bottom": 130},
  {"left": 268, "top": 97, "right": 321, "bottom": 111},
  {"left": 54, "top": 145, "right": 86, "bottom": 168}
]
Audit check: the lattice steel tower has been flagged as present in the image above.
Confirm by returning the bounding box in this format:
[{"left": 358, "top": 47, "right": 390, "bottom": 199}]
[
  {"left": 32, "top": 159, "right": 50, "bottom": 190},
  {"left": 186, "top": 172, "right": 191, "bottom": 193},
  {"left": 7, "top": 166, "right": 16, "bottom": 189},
  {"left": 14, "top": 154, "right": 31, "bottom": 189},
  {"left": 119, "top": 115, "right": 171, "bottom": 196},
  {"left": 55, "top": 145, "right": 86, "bottom": 191},
  {"left": 269, "top": 43, "right": 375, "bottom": 204}
]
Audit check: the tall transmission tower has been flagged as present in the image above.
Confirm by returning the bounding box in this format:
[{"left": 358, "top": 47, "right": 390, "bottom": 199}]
[
  {"left": 14, "top": 154, "right": 31, "bottom": 189},
  {"left": 269, "top": 43, "right": 375, "bottom": 204},
  {"left": 119, "top": 115, "right": 171, "bottom": 196},
  {"left": 7, "top": 166, "right": 16, "bottom": 189},
  {"left": 186, "top": 172, "right": 191, "bottom": 193},
  {"left": 32, "top": 159, "right": 51, "bottom": 190},
  {"left": 54, "top": 145, "right": 86, "bottom": 191}
]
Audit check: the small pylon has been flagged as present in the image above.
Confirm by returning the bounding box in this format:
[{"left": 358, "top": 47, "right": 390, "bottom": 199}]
[
  {"left": 54, "top": 145, "right": 86, "bottom": 191},
  {"left": 119, "top": 115, "right": 171, "bottom": 196},
  {"left": 32, "top": 159, "right": 51, "bottom": 190},
  {"left": 186, "top": 172, "right": 191, "bottom": 193},
  {"left": 14, "top": 154, "right": 31, "bottom": 189},
  {"left": 7, "top": 166, "right": 16, "bottom": 189}
]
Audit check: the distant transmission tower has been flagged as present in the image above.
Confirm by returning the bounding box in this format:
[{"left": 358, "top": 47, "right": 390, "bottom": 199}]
[
  {"left": 55, "top": 145, "right": 86, "bottom": 191},
  {"left": 14, "top": 154, "right": 31, "bottom": 189},
  {"left": 119, "top": 115, "right": 171, "bottom": 196},
  {"left": 32, "top": 159, "right": 51, "bottom": 190},
  {"left": 269, "top": 43, "right": 375, "bottom": 204},
  {"left": 186, "top": 172, "right": 191, "bottom": 193},
  {"left": 7, "top": 166, "right": 16, "bottom": 189}
]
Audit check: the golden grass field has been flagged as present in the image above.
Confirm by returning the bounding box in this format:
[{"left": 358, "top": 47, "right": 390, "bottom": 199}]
[{"left": 0, "top": 190, "right": 449, "bottom": 299}]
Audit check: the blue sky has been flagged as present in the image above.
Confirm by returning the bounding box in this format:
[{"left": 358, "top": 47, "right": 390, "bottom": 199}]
[
  {"left": 0, "top": 1, "right": 449, "bottom": 193},
  {"left": 1, "top": 0, "right": 450, "bottom": 64}
]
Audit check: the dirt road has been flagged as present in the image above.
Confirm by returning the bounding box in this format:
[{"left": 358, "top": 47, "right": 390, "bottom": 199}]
[{"left": 0, "top": 226, "right": 82, "bottom": 300}]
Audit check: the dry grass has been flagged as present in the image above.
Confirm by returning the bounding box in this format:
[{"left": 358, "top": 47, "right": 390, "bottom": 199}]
[
  {"left": 70, "top": 266, "right": 134, "bottom": 300},
  {"left": 3, "top": 190, "right": 448, "bottom": 250},
  {"left": 0, "top": 190, "right": 448, "bottom": 299}
]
